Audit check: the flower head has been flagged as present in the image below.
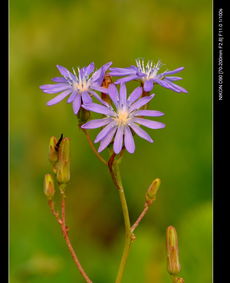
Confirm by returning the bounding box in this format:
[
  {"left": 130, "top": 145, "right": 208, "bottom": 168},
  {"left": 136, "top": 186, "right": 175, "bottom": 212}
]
[
  {"left": 109, "top": 59, "right": 188, "bottom": 93},
  {"left": 40, "top": 62, "right": 112, "bottom": 114},
  {"left": 81, "top": 84, "right": 165, "bottom": 154}
]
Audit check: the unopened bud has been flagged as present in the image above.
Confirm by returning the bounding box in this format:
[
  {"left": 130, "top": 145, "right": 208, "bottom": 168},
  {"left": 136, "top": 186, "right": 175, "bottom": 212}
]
[
  {"left": 48, "top": 136, "right": 58, "bottom": 163},
  {"left": 77, "top": 108, "right": 91, "bottom": 124},
  {"left": 58, "top": 137, "right": 70, "bottom": 163},
  {"left": 166, "top": 226, "right": 181, "bottom": 275},
  {"left": 145, "top": 178, "right": 161, "bottom": 204},
  {"left": 44, "top": 174, "right": 55, "bottom": 199},
  {"left": 56, "top": 161, "right": 70, "bottom": 184}
]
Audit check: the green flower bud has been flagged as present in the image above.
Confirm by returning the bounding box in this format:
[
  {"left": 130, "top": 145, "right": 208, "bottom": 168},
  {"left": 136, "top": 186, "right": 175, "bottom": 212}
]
[
  {"left": 55, "top": 137, "right": 71, "bottom": 184},
  {"left": 77, "top": 108, "right": 91, "bottom": 124},
  {"left": 48, "top": 136, "right": 58, "bottom": 163},
  {"left": 58, "top": 137, "right": 70, "bottom": 163},
  {"left": 56, "top": 161, "right": 70, "bottom": 184},
  {"left": 145, "top": 178, "right": 161, "bottom": 204},
  {"left": 44, "top": 174, "right": 55, "bottom": 199},
  {"left": 166, "top": 226, "right": 181, "bottom": 275}
]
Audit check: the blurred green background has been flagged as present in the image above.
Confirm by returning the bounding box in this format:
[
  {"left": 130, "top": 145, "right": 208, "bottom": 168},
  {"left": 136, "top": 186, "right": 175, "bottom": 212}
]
[{"left": 10, "top": 0, "right": 212, "bottom": 282}]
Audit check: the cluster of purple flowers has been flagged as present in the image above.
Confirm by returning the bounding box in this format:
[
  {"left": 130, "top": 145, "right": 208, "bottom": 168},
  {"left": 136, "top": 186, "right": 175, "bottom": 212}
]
[{"left": 40, "top": 60, "right": 187, "bottom": 154}]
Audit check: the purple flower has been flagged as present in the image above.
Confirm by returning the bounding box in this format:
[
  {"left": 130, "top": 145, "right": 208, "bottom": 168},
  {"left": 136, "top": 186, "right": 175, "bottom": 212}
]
[
  {"left": 81, "top": 84, "right": 165, "bottom": 154},
  {"left": 40, "top": 62, "right": 112, "bottom": 114},
  {"left": 109, "top": 59, "right": 188, "bottom": 93}
]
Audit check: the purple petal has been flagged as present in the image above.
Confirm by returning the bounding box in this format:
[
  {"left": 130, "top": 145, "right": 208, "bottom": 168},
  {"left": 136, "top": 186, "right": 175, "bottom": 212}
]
[
  {"left": 164, "top": 80, "right": 188, "bottom": 93},
  {"left": 89, "top": 90, "right": 110, "bottom": 107},
  {"left": 91, "top": 85, "right": 110, "bottom": 94},
  {"left": 82, "top": 91, "right": 93, "bottom": 104},
  {"left": 40, "top": 83, "right": 70, "bottom": 94},
  {"left": 127, "top": 87, "right": 143, "bottom": 106},
  {"left": 143, "top": 79, "right": 154, "bottom": 92},
  {"left": 98, "top": 127, "right": 117, "bottom": 152},
  {"left": 133, "top": 118, "right": 166, "bottom": 129},
  {"left": 162, "top": 67, "right": 184, "bottom": 76},
  {"left": 94, "top": 122, "right": 117, "bottom": 143},
  {"left": 51, "top": 77, "right": 67, "bottom": 83},
  {"left": 129, "top": 94, "right": 155, "bottom": 112},
  {"left": 82, "top": 103, "right": 115, "bottom": 116},
  {"left": 46, "top": 90, "right": 71, "bottom": 106},
  {"left": 119, "top": 83, "right": 127, "bottom": 106},
  {"left": 124, "top": 126, "right": 135, "bottom": 153},
  {"left": 165, "top": 76, "right": 183, "bottom": 81},
  {"left": 85, "top": 62, "right": 95, "bottom": 76},
  {"left": 67, "top": 90, "right": 77, "bottom": 103},
  {"left": 102, "top": 61, "right": 113, "bottom": 72},
  {"left": 56, "top": 65, "right": 72, "bottom": 78},
  {"left": 109, "top": 67, "right": 136, "bottom": 76},
  {"left": 134, "top": 110, "right": 164, "bottom": 117},
  {"left": 114, "top": 75, "right": 139, "bottom": 84},
  {"left": 108, "top": 84, "right": 119, "bottom": 107},
  {"left": 91, "top": 63, "right": 112, "bottom": 84},
  {"left": 113, "top": 126, "right": 124, "bottom": 154},
  {"left": 91, "top": 68, "right": 103, "bottom": 83},
  {"left": 72, "top": 94, "right": 81, "bottom": 114},
  {"left": 153, "top": 78, "right": 172, "bottom": 89},
  {"left": 81, "top": 118, "right": 112, "bottom": 129},
  {"left": 129, "top": 123, "right": 153, "bottom": 143}
]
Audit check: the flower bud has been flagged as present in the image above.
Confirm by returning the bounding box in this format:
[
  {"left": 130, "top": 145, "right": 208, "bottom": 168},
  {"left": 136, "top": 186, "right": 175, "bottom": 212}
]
[
  {"left": 56, "top": 161, "right": 70, "bottom": 184},
  {"left": 166, "top": 226, "right": 181, "bottom": 275},
  {"left": 58, "top": 137, "right": 70, "bottom": 163},
  {"left": 145, "top": 178, "right": 161, "bottom": 204},
  {"left": 48, "top": 136, "right": 58, "bottom": 163},
  {"left": 55, "top": 137, "right": 70, "bottom": 184},
  {"left": 77, "top": 108, "right": 91, "bottom": 124},
  {"left": 44, "top": 174, "right": 55, "bottom": 199}
]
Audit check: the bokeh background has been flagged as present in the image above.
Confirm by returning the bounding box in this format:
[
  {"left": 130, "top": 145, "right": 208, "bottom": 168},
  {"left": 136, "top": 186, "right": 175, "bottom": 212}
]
[{"left": 10, "top": 0, "right": 212, "bottom": 282}]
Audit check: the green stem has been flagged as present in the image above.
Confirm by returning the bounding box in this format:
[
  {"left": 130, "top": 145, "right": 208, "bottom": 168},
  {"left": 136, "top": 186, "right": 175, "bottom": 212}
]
[{"left": 108, "top": 154, "right": 133, "bottom": 283}]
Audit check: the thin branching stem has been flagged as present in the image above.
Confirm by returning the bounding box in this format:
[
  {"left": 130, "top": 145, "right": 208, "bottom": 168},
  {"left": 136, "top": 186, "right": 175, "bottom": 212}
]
[
  {"left": 48, "top": 192, "right": 92, "bottom": 283},
  {"left": 131, "top": 204, "right": 149, "bottom": 233}
]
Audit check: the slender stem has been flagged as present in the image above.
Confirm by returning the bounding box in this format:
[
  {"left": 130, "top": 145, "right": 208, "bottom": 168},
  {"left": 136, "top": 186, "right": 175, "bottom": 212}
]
[
  {"left": 131, "top": 204, "right": 149, "bottom": 233},
  {"left": 115, "top": 187, "right": 133, "bottom": 283},
  {"left": 48, "top": 194, "right": 92, "bottom": 283},
  {"left": 81, "top": 128, "right": 107, "bottom": 165},
  {"left": 108, "top": 154, "right": 133, "bottom": 283}
]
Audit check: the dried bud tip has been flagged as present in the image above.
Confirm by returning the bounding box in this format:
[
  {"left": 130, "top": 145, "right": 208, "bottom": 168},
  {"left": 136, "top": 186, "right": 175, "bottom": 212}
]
[
  {"left": 145, "top": 178, "right": 161, "bottom": 203},
  {"left": 44, "top": 174, "right": 55, "bottom": 199},
  {"left": 48, "top": 136, "right": 58, "bottom": 163},
  {"left": 166, "top": 225, "right": 181, "bottom": 275}
]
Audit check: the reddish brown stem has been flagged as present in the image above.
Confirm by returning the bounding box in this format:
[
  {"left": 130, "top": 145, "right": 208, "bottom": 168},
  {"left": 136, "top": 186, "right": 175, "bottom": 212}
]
[
  {"left": 48, "top": 197, "right": 92, "bottom": 283},
  {"left": 131, "top": 203, "right": 149, "bottom": 233}
]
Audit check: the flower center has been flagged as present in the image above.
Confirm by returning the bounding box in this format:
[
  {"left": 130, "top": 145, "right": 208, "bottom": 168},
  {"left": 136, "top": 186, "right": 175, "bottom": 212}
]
[
  {"left": 73, "top": 81, "right": 89, "bottom": 92},
  {"left": 115, "top": 110, "right": 130, "bottom": 126}
]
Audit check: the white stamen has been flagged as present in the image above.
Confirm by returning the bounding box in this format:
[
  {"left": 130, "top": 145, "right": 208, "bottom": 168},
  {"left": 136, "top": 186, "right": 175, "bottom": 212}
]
[{"left": 135, "top": 59, "right": 163, "bottom": 80}]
